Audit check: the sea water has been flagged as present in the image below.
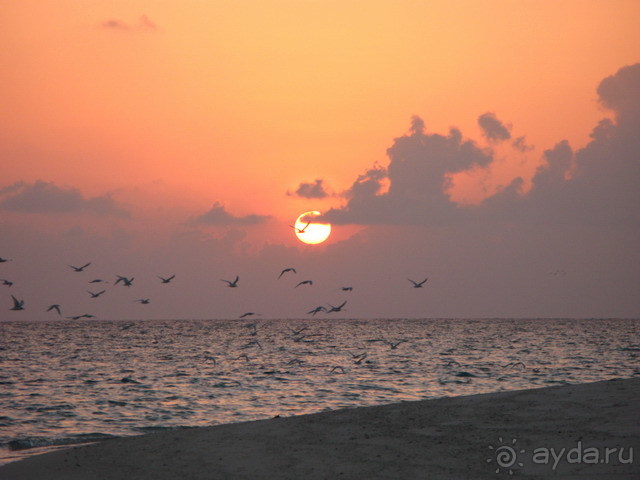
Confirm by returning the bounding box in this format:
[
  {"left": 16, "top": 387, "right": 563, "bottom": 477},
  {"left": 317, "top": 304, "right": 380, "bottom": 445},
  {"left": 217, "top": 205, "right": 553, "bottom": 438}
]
[{"left": 1, "top": 317, "right": 638, "bottom": 465}]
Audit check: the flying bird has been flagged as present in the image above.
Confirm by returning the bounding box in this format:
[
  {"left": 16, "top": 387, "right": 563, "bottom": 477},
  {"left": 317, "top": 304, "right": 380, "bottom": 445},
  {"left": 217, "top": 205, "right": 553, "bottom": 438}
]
[
  {"left": 46, "top": 304, "right": 61, "bottom": 315},
  {"left": 115, "top": 275, "right": 134, "bottom": 287},
  {"left": 327, "top": 300, "right": 347, "bottom": 313},
  {"left": 1, "top": 279, "right": 13, "bottom": 287},
  {"left": 88, "top": 290, "right": 106, "bottom": 298},
  {"left": 69, "top": 262, "right": 91, "bottom": 272},
  {"left": 135, "top": 299, "right": 150, "bottom": 304},
  {"left": 9, "top": 295, "right": 24, "bottom": 311},
  {"left": 408, "top": 277, "right": 428, "bottom": 288},
  {"left": 239, "top": 312, "right": 257, "bottom": 319},
  {"left": 341, "top": 286, "right": 353, "bottom": 291},
  {"left": 307, "top": 306, "right": 326, "bottom": 316},
  {"left": 290, "top": 220, "right": 311, "bottom": 233},
  {"left": 158, "top": 274, "right": 176, "bottom": 284},
  {"left": 0, "top": 257, "right": 11, "bottom": 263},
  {"left": 89, "top": 279, "right": 108, "bottom": 284},
  {"left": 67, "top": 314, "right": 95, "bottom": 320},
  {"left": 278, "top": 268, "right": 296, "bottom": 279},
  {"left": 221, "top": 276, "right": 239, "bottom": 288},
  {"left": 295, "top": 280, "right": 313, "bottom": 288}
]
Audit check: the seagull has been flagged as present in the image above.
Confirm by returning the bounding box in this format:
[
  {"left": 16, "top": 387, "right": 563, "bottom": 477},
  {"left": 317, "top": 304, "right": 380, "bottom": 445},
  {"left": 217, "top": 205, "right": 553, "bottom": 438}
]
[
  {"left": 135, "top": 299, "right": 150, "bottom": 304},
  {"left": 88, "top": 290, "right": 106, "bottom": 298},
  {"left": 0, "top": 257, "right": 11, "bottom": 263},
  {"left": 408, "top": 277, "right": 428, "bottom": 288},
  {"left": 221, "top": 276, "right": 239, "bottom": 288},
  {"left": 239, "top": 312, "right": 257, "bottom": 319},
  {"left": 351, "top": 353, "right": 368, "bottom": 364},
  {"left": 237, "top": 353, "right": 250, "bottom": 362},
  {"left": 1, "top": 279, "right": 13, "bottom": 287},
  {"left": 46, "top": 304, "right": 61, "bottom": 315},
  {"left": 89, "top": 279, "right": 109, "bottom": 284},
  {"left": 278, "top": 268, "right": 296, "bottom": 279},
  {"left": 115, "top": 275, "right": 134, "bottom": 287},
  {"left": 386, "top": 340, "right": 407, "bottom": 349},
  {"left": 9, "top": 295, "right": 24, "bottom": 311},
  {"left": 307, "top": 306, "right": 326, "bottom": 316},
  {"left": 243, "top": 339, "right": 262, "bottom": 350},
  {"left": 329, "top": 366, "right": 345, "bottom": 374},
  {"left": 341, "top": 286, "right": 353, "bottom": 291},
  {"left": 244, "top": 322, "right": 258, "bottom": 335},
  {"left": 295, "top": 280, "right": 313, "bottom": 288},
  {"left": 158, "top": 274, "right": 176, "bottom": 284},
  {"left": 69, "top": 262, "right": 91, "bottom": 272},
  {"left": 327, "top": 300, "right": 347, "bottom": 313},
  {"left": 289, "top": 326, "right": 308, "bottom": 336},
  {"left": 290, "top": 220, "right": 311, "bottom": 234},
  {"left": 67, "top": 314, "right": 95, "bottom": 320}
]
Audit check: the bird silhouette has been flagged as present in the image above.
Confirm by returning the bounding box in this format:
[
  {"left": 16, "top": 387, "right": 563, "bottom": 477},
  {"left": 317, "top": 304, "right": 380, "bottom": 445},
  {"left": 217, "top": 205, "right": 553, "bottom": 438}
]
[
  {"left": 278, "top": 268, "right": 296, "bottom": 279},
  {"left": 239, "top": 312, "right": 257, "bottom": 319},
  {"left": 290, "top": 220, "right": 311, "bottom": 233},
  {"left": 1, "top": 279, "right": 13, "bottom": 287},
  {"left": 135, "top": 299, "right": 150, "bottom": 304},
  {"left": 408, "top": 277, "right": 428, "bottom": 288},
  {"left": 66, "top": 314, "right": 95, "bottom": 320},
  {"left": 46, "top": 304, "right": 61, "bottom": 315},
  {"left": 9, "top": 295, "right": 24, "bottom": 311},
  {"left": 221, "top": 276, "right": 239, "bottom": 288},
  {"left": 88, "top": 290, "right": 106, "bottom": 298},
  {"left": 0, "top": 257, "right": 11, "bottom": 263},
  {"left": 295, "top": 280, "right": 313, "bottom": 288},
  {"left": 69, "top": 262, "right": 91, "bottom": 272},
  {"left": 115, "top": 275, "right": 134, "bottom": 287},
  {"left": 341, "top": 286, "right": 353, "bottom": 291},
  {"left": 158, "top": 274, "right": 176, "bottom": 284},
  {"left": 307, "top": 306, "right": 326, "bottom": 316},
  {"left": 327, "top": 300, "right": 347, "bottom": 313}
]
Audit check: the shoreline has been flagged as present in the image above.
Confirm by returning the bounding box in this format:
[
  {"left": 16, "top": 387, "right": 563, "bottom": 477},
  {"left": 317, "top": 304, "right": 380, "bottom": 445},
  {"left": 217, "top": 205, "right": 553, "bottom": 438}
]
[{"left": 1, "top": 377, "right": 638, "bottom": 479}]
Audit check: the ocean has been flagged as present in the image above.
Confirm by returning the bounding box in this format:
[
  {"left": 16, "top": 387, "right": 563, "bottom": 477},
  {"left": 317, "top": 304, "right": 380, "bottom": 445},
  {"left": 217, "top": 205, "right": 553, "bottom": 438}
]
[{"left": 1, "top": 317, "right": 638, "bottom": 465}]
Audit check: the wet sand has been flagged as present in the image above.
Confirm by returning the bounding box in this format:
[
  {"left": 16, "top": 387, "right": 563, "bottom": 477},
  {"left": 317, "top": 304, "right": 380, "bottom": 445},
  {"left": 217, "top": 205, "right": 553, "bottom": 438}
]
[{"left": 1, "top": 377, "right": 638, "bottom": 479}]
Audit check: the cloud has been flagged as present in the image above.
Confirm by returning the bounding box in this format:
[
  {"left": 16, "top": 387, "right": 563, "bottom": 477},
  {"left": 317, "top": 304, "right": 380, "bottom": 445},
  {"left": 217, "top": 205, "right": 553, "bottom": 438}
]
[
  {"left": 191, "top": 202, "right": 270, "bottom": 226},
  {"left": 325, "top": 63, "right": 640, "bottom": 231},
  {"left": 0, "top": 180, "right": 130, "bottom": 217},
  {"left": 101, "top": 15, "right": 158, "bottom": 32},
  {"left": 288, "top": 179, "right": 330, "bottom": 199},
  {"left": 478, "top": 112, "right": 511, "bottom": 142},
  {"left": 512, "top": 136, "right": 534, "bottom": 152},
  {"left": 325, "top": 117, "right": 493, "bottom": 225}
]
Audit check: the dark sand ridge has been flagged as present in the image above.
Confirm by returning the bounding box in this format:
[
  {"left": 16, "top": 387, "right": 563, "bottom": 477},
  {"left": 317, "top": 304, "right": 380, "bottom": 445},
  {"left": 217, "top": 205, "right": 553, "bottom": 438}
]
[{"left": 1, "top": 377, "right": 638, "bottom": 479}]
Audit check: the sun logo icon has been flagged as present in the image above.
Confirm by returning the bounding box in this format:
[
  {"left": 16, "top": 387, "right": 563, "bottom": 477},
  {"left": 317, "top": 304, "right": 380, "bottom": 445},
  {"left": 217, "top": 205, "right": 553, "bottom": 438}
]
[{"left": 487, "top": 437, "right": 525, "bottom": 474}]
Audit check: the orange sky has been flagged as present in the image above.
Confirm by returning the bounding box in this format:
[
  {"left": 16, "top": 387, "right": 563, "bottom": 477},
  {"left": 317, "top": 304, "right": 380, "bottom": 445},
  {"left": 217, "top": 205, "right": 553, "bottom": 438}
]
[
  {"left": 1, "top": 1, "right": 639, "bottom": 320},
  {"left": 3, "top": 1, "right": 639, "bottom": 227}
]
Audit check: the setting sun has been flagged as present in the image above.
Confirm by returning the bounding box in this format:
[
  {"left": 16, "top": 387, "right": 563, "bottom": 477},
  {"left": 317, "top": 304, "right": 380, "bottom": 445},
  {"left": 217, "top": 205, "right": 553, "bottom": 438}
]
[{"left": 294, "top": 211, "right": 331, "bottom": 245}]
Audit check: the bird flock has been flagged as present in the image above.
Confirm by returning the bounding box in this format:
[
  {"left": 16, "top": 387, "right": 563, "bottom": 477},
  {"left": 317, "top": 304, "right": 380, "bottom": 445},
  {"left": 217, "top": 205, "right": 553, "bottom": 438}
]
[{"left": 2, "top": 254, "right": 429, "bottom": 320}]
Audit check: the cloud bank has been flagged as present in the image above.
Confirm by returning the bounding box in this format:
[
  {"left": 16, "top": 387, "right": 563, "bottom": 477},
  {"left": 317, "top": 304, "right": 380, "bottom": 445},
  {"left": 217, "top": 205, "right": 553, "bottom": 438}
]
[
  {"left": 191, "top": 202, "right": 270, "bottom": 226},
  {"left": 288, "top": 179, "right": 330, "bottom": 199},
  {"left": 326, "top": 63, "right": 640, "bottom": 230},
  {"left": 0, "top": 181, "right": 129, "bottom": 217}
]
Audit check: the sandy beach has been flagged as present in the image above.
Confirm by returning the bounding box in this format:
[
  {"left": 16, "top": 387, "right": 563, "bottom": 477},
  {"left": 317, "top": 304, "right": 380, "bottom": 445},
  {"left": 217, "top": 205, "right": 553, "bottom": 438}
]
[{"left": 1, "top": 377, "right": 638, "bottom": 480}]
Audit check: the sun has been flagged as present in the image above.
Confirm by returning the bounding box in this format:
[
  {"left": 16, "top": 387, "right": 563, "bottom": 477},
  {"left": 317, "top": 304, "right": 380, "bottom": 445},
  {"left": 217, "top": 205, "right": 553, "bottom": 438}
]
[{"left": 294, "top": 211, "right": 331, "bottom": 245}]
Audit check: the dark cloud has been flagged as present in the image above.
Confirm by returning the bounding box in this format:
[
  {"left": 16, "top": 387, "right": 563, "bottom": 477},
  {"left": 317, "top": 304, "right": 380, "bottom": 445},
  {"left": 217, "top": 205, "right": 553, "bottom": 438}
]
[
  {"left": 191, "top": 202, "right": 270, "bottom": 226},
  {"left": 289, "top": 179, "right": 329, "bottom": 199},
  {"left": 101, "top": 15, "right": 158, "bottom": 32},
  {"left": 478, "top": 112, "right": 511, "bottom": 142},
  {"left": 325, "top": 63, "right": 640, "bottom": 231},
  {"left": 325, "top": 118, "right": 493, "bottom": 225},
  {"left": 0, "top": 180, "right": 130, "bottom": 217},
  {"left": 512, "top": 136, "right": 534, "bottom": 152}
]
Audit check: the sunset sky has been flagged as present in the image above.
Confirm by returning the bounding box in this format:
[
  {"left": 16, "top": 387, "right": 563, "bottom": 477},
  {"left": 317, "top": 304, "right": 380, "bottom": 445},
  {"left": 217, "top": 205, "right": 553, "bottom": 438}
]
[{"left": 1, "top": 1, "right": 639, "bottom": 320}]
